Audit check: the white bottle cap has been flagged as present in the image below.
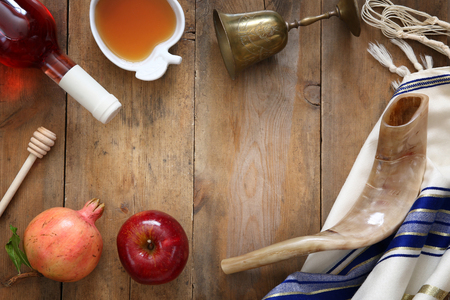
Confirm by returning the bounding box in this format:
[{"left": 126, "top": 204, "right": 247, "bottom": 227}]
[{"left": 59, "top": 65, "right": 122, "bottom": 124}]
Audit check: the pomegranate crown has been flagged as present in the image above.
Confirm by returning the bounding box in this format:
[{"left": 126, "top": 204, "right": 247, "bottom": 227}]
[{"left": 79, "top": 198, "right": 105, "bottom": 223}]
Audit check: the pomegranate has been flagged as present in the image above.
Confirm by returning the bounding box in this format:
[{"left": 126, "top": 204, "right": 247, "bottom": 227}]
[{"left": 23, "top": 199, "right": 104, "bottom": 282}]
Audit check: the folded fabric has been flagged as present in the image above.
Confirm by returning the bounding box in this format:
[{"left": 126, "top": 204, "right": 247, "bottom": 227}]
[{"left": 263, "top": 65, "right": 450, "bottom": 299}]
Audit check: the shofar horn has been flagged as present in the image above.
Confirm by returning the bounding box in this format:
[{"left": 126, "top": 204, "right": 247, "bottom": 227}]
[{"left": 221, "top": 93, "right": 429, "bottom": 274}]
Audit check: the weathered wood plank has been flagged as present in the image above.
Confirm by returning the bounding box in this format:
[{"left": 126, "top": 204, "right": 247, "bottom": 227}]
[
  {"left": 61, "top": 0, "right": 195, "bottom": 298},
  {"left": 193, "top": 0, "right": 321, "bottom": 298},
  {"left": 0, "top": 0, "right": 67, "bottom": 297}
]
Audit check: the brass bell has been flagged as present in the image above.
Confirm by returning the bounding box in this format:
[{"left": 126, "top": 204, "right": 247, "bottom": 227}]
[{"left": 213, "top": 0, "right": 361, "bottom": 79}]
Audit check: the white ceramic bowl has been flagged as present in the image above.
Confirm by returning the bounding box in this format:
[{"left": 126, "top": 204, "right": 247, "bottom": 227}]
[{"left": 89, "top": 0, "right": 185, "bottom": 81}]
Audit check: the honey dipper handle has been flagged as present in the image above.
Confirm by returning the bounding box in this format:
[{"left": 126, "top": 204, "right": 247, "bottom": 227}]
[
  {"left": 0, "top": 154, "right": 37, "bottom": 217},
  {"left": 0, "top": 127, "right": 56, "bottom": 218}
]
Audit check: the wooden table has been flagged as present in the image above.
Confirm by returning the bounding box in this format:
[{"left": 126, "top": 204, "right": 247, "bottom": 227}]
[{"left": 1, "top": 0, "right": 448, "bottom": 298}]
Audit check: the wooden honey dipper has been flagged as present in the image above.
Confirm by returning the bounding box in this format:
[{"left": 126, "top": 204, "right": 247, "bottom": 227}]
[{"left": 0, "top": 127, "right": 56, "bottom": 217}]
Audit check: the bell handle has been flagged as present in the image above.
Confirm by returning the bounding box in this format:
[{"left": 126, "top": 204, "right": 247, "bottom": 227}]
[{"left": 287, "top": 10, "right": 339, "bottom": 31}]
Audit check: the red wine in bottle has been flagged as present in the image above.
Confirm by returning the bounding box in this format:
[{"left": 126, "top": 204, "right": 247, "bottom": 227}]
[{"left": 0, "top": 0, "right": 121, "bottom": 123}]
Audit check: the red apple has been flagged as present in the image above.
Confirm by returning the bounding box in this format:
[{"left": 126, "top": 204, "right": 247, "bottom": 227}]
[{"left": 116, "top": 210, "right": 189, "bottom": 285}]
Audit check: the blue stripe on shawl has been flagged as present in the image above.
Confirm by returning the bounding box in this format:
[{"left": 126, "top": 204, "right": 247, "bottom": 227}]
[
  {"left": 392, "top": 74, "right": 450, "bottom": 98},
  {"left": 263, "top": 187, "right": 450, "bottom": 300}
]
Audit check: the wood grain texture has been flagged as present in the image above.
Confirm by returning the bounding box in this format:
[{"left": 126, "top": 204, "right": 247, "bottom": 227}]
[
  {"left": 193, "top": 0, "right": 320, "bottom": 298},
  {"left": 0, "top": 0, "right": 449, "bottom": 299},
  {"left": 62, "top": 0, "right": 195, "bottom": 298},
  {"left": 0, "top": 0, "right": 66, "bottom": 298}
]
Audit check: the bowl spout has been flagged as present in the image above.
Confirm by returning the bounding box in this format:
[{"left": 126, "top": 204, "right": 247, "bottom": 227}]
[{"left": 135, "top": 52, "right": 182, "bottom": 81}]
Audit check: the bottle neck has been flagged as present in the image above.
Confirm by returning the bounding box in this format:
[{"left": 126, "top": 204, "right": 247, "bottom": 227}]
[{"left": 41, "top": 49, "right": 76, "bottom": 84}]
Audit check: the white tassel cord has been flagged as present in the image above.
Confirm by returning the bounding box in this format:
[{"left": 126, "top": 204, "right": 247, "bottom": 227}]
[
  {"left": 390, "top": 39, "right": 423, "bottom": 71},
  {"left": 391, "top": 79, "right": 401, "bottom": 91},
  {"left": 420, "top": 54, "right": 434, "bottom": 70},
  {"left": 367, "top": 42, "right": 411, "bottom": 77},
  {"left": 362, "top": 0, "right": 450, "bottom": 58},
  {"left": 362, "top": 0, "right": 450, "bottom": 35},
  {"left": 367, "top": 40, "right": 433, "bottom": 91}
]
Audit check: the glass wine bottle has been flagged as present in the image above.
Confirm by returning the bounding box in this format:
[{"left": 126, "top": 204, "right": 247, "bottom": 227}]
[{"left": 0, "top": 0, "right": 122, "bottom": 124}]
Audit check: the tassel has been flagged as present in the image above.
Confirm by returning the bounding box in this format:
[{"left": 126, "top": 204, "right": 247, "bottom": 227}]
[
  {"left": 391, "top": 80, "right": 401, "bottom": 91},
  {"left": 390, "top": 39, "right": 423, "bottom": 71},
  {"left": 420, "top": 54, "right": 434, "bottom": 69},
  {"left": 362, "top": 0, "right": 450, "bottom": 59},
  {"left": 367, "top": 42, "right": 411, "bottom": 77}
]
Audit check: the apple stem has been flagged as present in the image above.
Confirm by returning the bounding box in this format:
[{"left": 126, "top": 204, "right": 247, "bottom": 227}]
[{"left": 147, "top": 240, "right": 155, "bottom": 251}]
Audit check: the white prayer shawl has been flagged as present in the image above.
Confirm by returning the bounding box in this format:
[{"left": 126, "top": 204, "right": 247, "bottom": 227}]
[
  {"left": 263, "top": 1, "right": 450, "bottom": 298},
  {"left": 263, "top": 66, "right": 450, "bottom": 300},
  {"left": 306, "top": 66, "right": 450, "bottom": 299}
]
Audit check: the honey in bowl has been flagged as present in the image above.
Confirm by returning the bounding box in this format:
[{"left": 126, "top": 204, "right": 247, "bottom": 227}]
[{"left": 95, "top": 0, "right": 177, "bottom": 62}]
